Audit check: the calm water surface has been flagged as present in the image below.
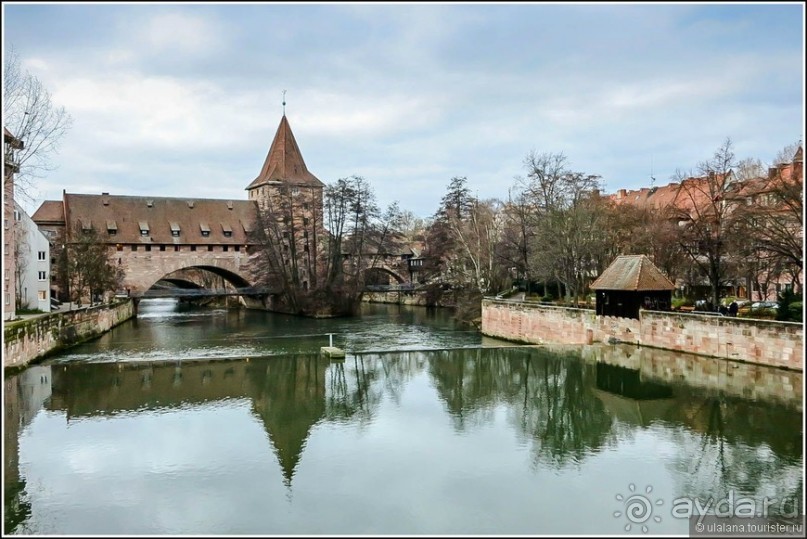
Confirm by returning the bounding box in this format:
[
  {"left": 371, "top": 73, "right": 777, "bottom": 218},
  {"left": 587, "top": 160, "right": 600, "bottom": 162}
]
[{"left": 3, "top": 300, "right": 803, "bottom": 534}]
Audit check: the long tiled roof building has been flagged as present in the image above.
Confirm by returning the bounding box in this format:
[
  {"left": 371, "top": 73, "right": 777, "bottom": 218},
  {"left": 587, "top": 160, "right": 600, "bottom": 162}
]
[{"left": 32, "top": 113, "right": 322, "bottom": 298}]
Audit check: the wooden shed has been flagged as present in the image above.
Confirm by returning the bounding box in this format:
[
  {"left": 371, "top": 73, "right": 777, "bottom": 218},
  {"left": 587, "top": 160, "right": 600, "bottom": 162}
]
[{"left": 590, "top": 255, "right": 675, "bottom": 319}]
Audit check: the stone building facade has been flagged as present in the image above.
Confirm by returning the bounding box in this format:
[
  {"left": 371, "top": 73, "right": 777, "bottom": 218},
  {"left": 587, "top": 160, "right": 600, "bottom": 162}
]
[{"left": 4, "top": 128, "right": 24, "bottom": 320}]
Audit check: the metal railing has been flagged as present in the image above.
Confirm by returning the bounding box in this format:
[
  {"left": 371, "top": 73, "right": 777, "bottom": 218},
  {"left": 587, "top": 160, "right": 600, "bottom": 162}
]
[{"left": 136, "top": 286, "right": 273, "bottom": 298}]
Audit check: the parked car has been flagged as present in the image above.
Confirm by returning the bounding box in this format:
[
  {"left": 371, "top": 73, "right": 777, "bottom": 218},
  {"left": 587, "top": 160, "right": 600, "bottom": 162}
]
[{"left": 750, "top": 301, "right": 779, "bottom": 311}]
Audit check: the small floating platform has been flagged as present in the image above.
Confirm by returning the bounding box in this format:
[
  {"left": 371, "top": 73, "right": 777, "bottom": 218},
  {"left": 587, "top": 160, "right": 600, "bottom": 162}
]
[{"left": 321, "top": 346, "right": 345, "bottom": 359}]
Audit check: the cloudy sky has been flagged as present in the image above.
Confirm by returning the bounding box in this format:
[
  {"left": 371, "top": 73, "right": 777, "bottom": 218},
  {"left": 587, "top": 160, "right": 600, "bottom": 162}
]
[{"left": 3, "top": 2, "right": 804, "bottom": 217}]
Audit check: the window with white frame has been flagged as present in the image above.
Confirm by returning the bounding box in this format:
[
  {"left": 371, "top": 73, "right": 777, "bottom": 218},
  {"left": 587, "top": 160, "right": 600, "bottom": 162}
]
[
  {"left": 38, "top": 251, "right": 46, "bottom": 260},
  {"left": 38, "top": 271, "right": 47, "bottom": 281}
]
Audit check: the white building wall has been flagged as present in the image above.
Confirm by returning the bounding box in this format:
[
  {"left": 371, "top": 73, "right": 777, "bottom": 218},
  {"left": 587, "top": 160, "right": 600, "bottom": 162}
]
[{"left": 15, "top": 204, "right": 50, "bottom": 312}]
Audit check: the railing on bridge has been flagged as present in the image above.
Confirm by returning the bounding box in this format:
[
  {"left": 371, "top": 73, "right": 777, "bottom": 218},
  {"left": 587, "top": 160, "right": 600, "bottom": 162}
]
[
  {"left": 364, "top": 283, "right": 416, "bottom": 292},
  {"left": 133, "top": 286, "right": 273, "bottom": 298}
]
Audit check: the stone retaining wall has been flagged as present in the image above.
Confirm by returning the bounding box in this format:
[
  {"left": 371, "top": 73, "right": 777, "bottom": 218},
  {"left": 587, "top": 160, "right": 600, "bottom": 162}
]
[
  {"left": 3, "top": 300, "right": 135, "bottom": 369},
  {"left": 482, "top": 298, "right": 803, "bottom": 370}
]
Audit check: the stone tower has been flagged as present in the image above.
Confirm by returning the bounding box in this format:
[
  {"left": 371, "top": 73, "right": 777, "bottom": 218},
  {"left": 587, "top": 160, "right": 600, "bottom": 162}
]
[{"left": 246, "top": 114, "right": 325, "bottom": 291}]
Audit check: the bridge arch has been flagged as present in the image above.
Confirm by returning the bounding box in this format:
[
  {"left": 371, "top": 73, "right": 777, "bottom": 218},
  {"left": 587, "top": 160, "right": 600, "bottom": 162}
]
[
  {"left": 363, "top": 266, "right": 406, "bottom": 285},
  {"left": 121, "top": 252, "right": 258, "bottom": 297}
]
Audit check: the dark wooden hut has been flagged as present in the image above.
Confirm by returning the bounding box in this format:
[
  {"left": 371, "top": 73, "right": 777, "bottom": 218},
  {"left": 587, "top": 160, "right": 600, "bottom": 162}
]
[{"left": 590, "top": 255, "right": 675, "bottom": 319}]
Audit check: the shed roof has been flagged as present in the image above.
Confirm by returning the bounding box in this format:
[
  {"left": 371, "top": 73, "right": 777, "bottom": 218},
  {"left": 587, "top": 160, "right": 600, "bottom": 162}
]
[{"left": 590, "top": 254, "right": 675, "bottom": 291}]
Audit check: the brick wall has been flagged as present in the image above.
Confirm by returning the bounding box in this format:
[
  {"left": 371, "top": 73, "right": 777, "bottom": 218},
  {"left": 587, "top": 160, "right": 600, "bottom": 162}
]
[
  {"left": 482, "top": 298, "right": 803, "bottom": 371},
  {"left": 3, "top": 300, "right": 134, "bottom": 369}
]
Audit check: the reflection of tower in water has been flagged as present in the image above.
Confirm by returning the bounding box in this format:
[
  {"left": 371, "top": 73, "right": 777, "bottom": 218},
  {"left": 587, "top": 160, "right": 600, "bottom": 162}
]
[{"left": 247, "top": 355, "right": 329, "bottom": 487}]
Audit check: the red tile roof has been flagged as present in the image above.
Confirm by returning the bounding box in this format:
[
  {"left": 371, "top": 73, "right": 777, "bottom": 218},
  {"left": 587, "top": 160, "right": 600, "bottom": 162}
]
[
  {"left": 245, "top": 115, "right": 323, "bottom": 190},
  {"left": 31, "top": 200, "right": 65, "bottom": 224},
  {"left": 590, "top": 254, "right": 675, "bottom": 291},
  {"left": 60, "top": 193, "right": 258, "bottom": 245}
]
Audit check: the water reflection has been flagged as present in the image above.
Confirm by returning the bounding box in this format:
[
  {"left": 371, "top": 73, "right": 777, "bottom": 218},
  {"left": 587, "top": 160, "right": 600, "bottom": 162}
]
[{"left": 4, "top": 344, "right": 803, "bottom": 534}]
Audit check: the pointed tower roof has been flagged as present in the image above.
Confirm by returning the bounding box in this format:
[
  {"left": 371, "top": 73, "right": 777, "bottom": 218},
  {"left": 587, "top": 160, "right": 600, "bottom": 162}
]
[
  {"left": 245, "top": 115, "right": 323, "bottom": 191},
  {"left": 590, "top": 254, "right": 675, "bottom": 291}
]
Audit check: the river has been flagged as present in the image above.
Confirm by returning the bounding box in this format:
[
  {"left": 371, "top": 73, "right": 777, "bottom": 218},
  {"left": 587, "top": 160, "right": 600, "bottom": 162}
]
[{"left": 3, "top": 300, "right": 803, "bottom": 534}]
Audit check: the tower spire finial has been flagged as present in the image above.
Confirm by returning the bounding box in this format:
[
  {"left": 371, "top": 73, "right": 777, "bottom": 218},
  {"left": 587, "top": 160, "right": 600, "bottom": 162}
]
[{"left": 282, "top": 89, "right": 287, "bottom": 116}]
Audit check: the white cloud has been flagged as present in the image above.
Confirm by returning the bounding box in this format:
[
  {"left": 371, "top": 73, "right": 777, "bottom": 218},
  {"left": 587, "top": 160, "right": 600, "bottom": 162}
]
[{"left": 135, "top": 11, "right": 223, "bottom": 56}]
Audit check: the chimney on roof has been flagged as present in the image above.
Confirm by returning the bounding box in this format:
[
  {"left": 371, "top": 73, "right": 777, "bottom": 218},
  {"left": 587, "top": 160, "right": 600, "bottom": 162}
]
[
  {"left": 227, "top": 201, "right": 233, "bottom": 210},
  {"left": 617, "top": 189, "right": 627, "bottom": 199},
  {"left": 147, "top": 200, "right": 153, "bottom": 208},
  {"left": 102, "top": 194, "right": 109, "bottom": 206},
  {"left": 188, "top": 200, "right": 195, "bottom": 208}
]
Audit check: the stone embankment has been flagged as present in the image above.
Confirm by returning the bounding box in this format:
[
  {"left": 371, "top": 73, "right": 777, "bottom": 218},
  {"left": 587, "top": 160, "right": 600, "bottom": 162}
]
[
  {"left": 3, "top": 300, "right": 135, "bottom": 370},
  {"left": 482, "top": 298, "right": 803, "bottom": 371}
]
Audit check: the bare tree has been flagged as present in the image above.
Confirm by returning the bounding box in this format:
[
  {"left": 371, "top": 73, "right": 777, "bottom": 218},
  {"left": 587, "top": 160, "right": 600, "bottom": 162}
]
[
  {"left": 65, "top": 222, "right": 124, "bottom": 306},
  {"left": 13, "top": 220, "right": 29, "bottom": 309},
  {"left": 735, "top": 157, "right": 766, "bottom": 181},
  {"left": 773, "top": 141, "right": 801, "bottom": 165},
  {"left": 520, "top": 151, "right": 606, "bottom": 305},
  {"left": 738, "top": 142, "right": 803, "bottom": 292},
  {"left": 670, "top": 137, "right": 744, "bottom": 307},
  {"left": 3, "top": 45, "right": 72, "bottom": 203},
  {"left": 247, "top": 180, "right": 325, "bottom": 314}
]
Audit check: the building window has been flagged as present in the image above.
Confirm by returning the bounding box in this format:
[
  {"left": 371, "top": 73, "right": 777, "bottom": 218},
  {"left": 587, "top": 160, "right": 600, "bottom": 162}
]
[
  {"left": 160, "top": 245, "right": 166, "bottom": 251},
  {"left": 223, "top": 245, "right": 229, "bottom": 252},
  {"left": 174, "top": 245, "right": 179, "bottom": 252},
  {"left": 145, "top": 245, "right": 152, "bottom": 252},
  {"left": 201, "top": 231, "right": 210, "bottom": 237},
  {"left": 234, "top": 245, "right": 240, "bottom": 252},
  {"left": 191, "top": 245, "right": 197, "bottom": 252},
  {"left": 38, "top": 251, "right": 46, "bottom": 260},
  {"left": 223, "top": 231, "right": 232, "bottom": 238},
  {"left": 5, "top": 293, "right": 8, "bottom": 305},
  {"left": 116, "top": 245, "right": 123, "bottom": 252},
  {"left": 38, "top": 290, "right": 46, "bottom": 300},
  {"left": 132, "top": 245, "right": 138, "bottom": 251},
  {"left": 208, "top": 245, "right": 214, "bottom": 252},
  {"left": 4, "top": 219, "right": 8, "bottom": 229},
  {"left": 140, "top": 229, "right": 149, "bottom": 237},
  {"left": 108, "top": 229, "right": 117, "bottom": 235},
  {"left": 38, "top": 271, "right": 47, "bottom": 281},
  {"left": 171, "top": 230, "right": 180, "bottom": 237}
]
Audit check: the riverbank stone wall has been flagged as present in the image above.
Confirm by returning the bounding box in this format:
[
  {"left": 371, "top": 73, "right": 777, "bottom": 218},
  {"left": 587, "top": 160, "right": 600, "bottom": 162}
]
[
  {"left": 481, "top": 299, "right": 803, "bottom": 371},
  {"left": 3, "top": 300, "right": 135, "bottom": 370}
]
